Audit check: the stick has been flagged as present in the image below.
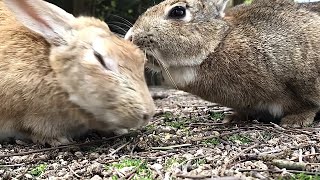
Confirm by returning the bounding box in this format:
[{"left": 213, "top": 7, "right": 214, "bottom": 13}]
[
  {"left": 151, "top": 144, "right": 192, "bottom": 150},
  {"left": 0, "top": 131, "right": 139, "bottom": 158},
  {"left": 238, "top": 168, "right": 320, "bottom": 175}
]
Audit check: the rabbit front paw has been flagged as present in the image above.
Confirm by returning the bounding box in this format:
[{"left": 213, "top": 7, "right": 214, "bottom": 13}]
[
  {"left": 222, "top": 111, "right": 248, "bottom": 123},
  {"left": 31, "top": 136, "right": 74, "bottom": 147},
  {"left": 280, "top": 110, "right": 316, "bottom": 127}
]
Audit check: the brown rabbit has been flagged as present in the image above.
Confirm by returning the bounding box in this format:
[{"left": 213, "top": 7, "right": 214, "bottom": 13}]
[
  {"left": 0, "top": 0, "right": 155, "bottom": 146},
  {"left": 126, "top": 0, "right": 320, "bottom": 127}
]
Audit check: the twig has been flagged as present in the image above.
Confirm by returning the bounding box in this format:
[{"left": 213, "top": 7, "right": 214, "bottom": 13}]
[
  {"left": 226, "top": 144, "right": 259, "bottom": 168},
  {"left": 119, "top": 169, "right": 137, "bottom": 180},
  {"left": 176, "top": 103, "right": 219, "bottom": 108},
  {"left": 219, "top": 144, "right": 259, "bottom": 176},
  {"left": 174, "top": 174, "right": 213, "bottom": 179},
  {"left": 0, "top": 131, "right": 139, "bottom": 158},
  {"left": 175, "top": 174, "right": 240, "bottom": 180},
  {"left": 192, "top": 130, "right": 242, "bottom": 142},
  {"left": 238, "top": 168, "right": 320, "bottom": 175},
  {"left": 151, "top": 144, "right": 192, "bottom": 150},
  {"left": 108, "top": 141, "right": 132, "bottom": 156},
  {"left": 68, "top": 165, "right": 82, "bottom": 178},
  {"left": 271, "top": 159, "right": 320, "bottom": 171},
  {"left": 290, "top": 153, "right": 320, "bottom": 161},
  {"left": 0, "top": 163, "right": 25, "bottom": 167}
]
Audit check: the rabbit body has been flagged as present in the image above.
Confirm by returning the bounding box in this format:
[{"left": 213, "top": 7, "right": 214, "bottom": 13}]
[
  {"left": 127, "top": 0, "right": 320, "bottom": 127},
  {"left": 0, "top": 0, "right": 155, "bottom": 146}
]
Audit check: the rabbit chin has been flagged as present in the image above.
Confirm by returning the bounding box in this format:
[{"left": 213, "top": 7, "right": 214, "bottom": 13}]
[{"left": 145, "top": 51, "right": 199, "bottom": 88}]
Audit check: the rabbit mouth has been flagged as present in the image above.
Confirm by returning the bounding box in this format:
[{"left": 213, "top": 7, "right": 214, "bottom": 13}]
[{"left": 145, "top": 51, "right": 161, "bottom": 72}]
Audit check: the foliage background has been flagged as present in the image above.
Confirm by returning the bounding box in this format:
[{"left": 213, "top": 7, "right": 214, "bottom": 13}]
[{"left": 46, "top": 0, "right": 163, "bottom": 35}]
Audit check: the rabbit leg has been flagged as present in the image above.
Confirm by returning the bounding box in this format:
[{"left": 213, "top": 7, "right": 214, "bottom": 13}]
[
  {"left": 222, "top": 111, "right": 248, "bottom": 123},
  {"left": 280, "top": 108, "right": 317, "bottom": 127},
  {"left": 30, "top": 135, "right": 74, "bottom": 147}
]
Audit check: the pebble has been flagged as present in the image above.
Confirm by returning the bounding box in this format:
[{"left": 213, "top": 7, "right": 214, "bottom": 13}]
[
  {"left": 74, "top": 151, "right": 83, "bottom": 158},
  {"left": 89, "top": 152, "right": 100, "bottom": 160},
  {"left": 151, "top": 163, "right": 163, "bottom": 170},
  {"left": 87, "top": 162, "right": 103, "bottom": 174},
  {"left": 90, "top": 175, "right": 102, "bottom": 180},
  {"left": 25, "top": 174, "right": 33, "bottom": 179}
]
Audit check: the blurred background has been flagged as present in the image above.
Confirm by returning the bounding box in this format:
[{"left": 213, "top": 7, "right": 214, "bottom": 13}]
[{"left": 45, "top": 0, "right": 249, "bottom": 86}]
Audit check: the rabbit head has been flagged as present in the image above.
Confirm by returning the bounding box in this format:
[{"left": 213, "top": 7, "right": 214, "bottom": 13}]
[
  {"left": 4, "top": 0, "right": 155, "bottom": 131},
  {"left": 125, "top": 0, "right": 230, "bottom": 69}
]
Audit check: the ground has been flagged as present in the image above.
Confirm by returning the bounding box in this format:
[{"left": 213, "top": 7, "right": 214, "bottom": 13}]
[{"left": 0, "top": 87, "right": 319, "bottom": 180}]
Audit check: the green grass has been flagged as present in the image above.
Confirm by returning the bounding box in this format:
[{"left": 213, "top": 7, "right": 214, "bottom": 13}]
[
  {"left": 291, "top": 173, "right": 320, "bottom": 180},
  {"left": 162, "top": 111, "right": 174, "bottom": 120},
  {"left": 244, "top": 0, "right": 253, "bottom": 4},
  {"left": 229, "top": 134, "right": 252, "bottom": 144},
  {"left": 209, "top": 112, "right": 224, "bottom": 120},
  {"left": 165, "top": 120, "right": 186, "bottom": 129},
  {"left": 30, "top": 164, "right": 47, "bottom": 177},
  {"left": 202, "top": 138, "right": 220, "bottom": 145},
  {"left": 106, "top": 159, "right": 153, "bottom": 180},
  {"left": 164, "top": 157, "right": 187, "bottom": 170}
]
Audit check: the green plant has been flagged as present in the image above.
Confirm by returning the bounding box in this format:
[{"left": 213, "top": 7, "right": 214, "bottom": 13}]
[
  {"left": 292, "top": 173, "right": 320, "bottom": 180},
  {"left": 107, "top": 159, "right": 153, "bottom": 180},
  {"left": 202, "top": 138, "right": 220, "bottom": 145},
  {"left": 30, "top": 164, "right": 47, "bottom": 177},
  {"left": 209, "top": 112, "right": 224, "bottom": 120},
  {"left": 229, "top": 134, "right": 252, "bottom": 144}
]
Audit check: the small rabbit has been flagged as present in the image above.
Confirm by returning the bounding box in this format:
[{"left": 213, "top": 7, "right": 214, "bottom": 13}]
[
  {"left": 0, "top": 0, "right": 155, "bottom": 146},
  {"left": 126, "top": 0, "right": 320, "bottom": 127}
]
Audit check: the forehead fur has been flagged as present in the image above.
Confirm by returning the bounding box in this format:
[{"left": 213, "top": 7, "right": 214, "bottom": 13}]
[
  {"left": 72, "top": 16, "right": 111, "bottom": 33},
  {"left": 71, "top": 16, "right": 145, "bottom": 66}
]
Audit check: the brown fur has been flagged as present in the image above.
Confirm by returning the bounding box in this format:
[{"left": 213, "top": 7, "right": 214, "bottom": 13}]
[
  {"left": 0, "top": 0, "right": 155, "bottom": 146},
  {"left": 127, "top": 0, "right": 320, "bottom": 127}
]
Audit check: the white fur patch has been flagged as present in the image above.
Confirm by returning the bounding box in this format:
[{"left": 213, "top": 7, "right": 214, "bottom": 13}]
[
  {"left": 163, "top": 66, "right": 197, "bottom": 88},
  {"left": 92, "top": 38, "right": 107, "bottom": 57},
  {"left": 125, "top": 28, "right": 133, "bottom": 40},
  {"left": 256, "top": 102, "right": 283, "bottom": 117}
]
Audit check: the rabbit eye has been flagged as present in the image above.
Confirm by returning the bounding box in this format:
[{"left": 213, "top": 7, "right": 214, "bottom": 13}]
[
  {"left": 93, "top": 50, "right": 107, "bottom": 69},
  {"left": 168, "top": 6, "right": 186, "bottom": 19}
]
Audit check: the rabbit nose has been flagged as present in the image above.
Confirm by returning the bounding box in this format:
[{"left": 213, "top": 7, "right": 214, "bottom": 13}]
[
  {"left": 143, "top": 113, "right": 151, "bottom": 121},
  {"left": 125, "top": 27, "right": 133, "bottom": 41}
]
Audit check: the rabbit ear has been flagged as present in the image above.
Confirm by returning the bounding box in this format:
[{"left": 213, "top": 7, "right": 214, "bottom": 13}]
[
  {"left": 206, "top": 0, "right": 230, "bottom": 17},
  {"left": 3, "top": 0, "right": 76, "bottom": 46}
]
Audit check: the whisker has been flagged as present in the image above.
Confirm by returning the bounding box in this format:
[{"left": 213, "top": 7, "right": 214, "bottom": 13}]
[
  {"left": 107, "top": 21, "right": 132, "bottom": 29},
  {"left": 151, "top": 50, "right": 178, "bottom": 89},
  {"left": 108, "top": 14, "right": 133, "bottom": 26},
  {"left": 107, "top": 24, "right": 127, "bottom": 35}
]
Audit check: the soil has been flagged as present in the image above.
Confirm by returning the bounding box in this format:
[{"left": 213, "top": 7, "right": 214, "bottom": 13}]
[{"left": 0, "top": 86, "right": 319, "bottom": 180}]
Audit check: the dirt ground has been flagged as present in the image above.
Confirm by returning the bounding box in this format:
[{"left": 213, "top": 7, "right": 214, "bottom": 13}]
[{"left": 0, "top": 86, "right": 319, "bottom": 180}]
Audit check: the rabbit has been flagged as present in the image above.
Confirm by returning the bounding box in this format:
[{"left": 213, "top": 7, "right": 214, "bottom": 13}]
[
  {"left": 125, "top": 0, "right": 320, "bottom": 127},
  {"left": 0, "top": 0, "right": 155, "bottom": 146}
]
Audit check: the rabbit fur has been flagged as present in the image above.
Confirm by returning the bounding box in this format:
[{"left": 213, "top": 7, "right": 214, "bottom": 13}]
[
  {"left": 0, "top": 0, "right": 155, "bottom": 146},
  {"left": 126, "top": 0, "right": 320, "bottom": 127}
]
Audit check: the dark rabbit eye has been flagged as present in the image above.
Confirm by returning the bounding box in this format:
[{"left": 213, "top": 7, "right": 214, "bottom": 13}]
[
  {"left": 168, "top": 6, "right": 186, "bottom": 19},
  {"left": 93, "top": 50, "right": 107, "bottom": 69}
]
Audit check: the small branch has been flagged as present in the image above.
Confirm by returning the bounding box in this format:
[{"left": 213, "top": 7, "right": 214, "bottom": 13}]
[
  {"left": 0, "top": 131, "right": 139, "bottom": 158},
  {"left": 272, "top": 159, "right": 306, "bottom": 170},
  {"left": 192, "top": 130, "right": 242, "bottom": 142},
  {"left": 175, "top": 174, "right": 240, "bottom": 180},
  {"left": 68, "top": 165, "right": 82, "bottom": 178},
  {"left": 238, "top": 168, "right": 320, "bottom": 175},
  {"left": 108, "top": 141, "right": 132, "bottom": 156},
  {"left": 290, "top": 153, "right": 320, "bottom": 161},
  {"left": 0, "top": 163, "right": 25, "bottom": 167},
  {"left": 226, "top": 144, "right": 259, "bottom": 168},
  {"left": 151, "top": 144, "right": 192, "bottom": 150}
]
